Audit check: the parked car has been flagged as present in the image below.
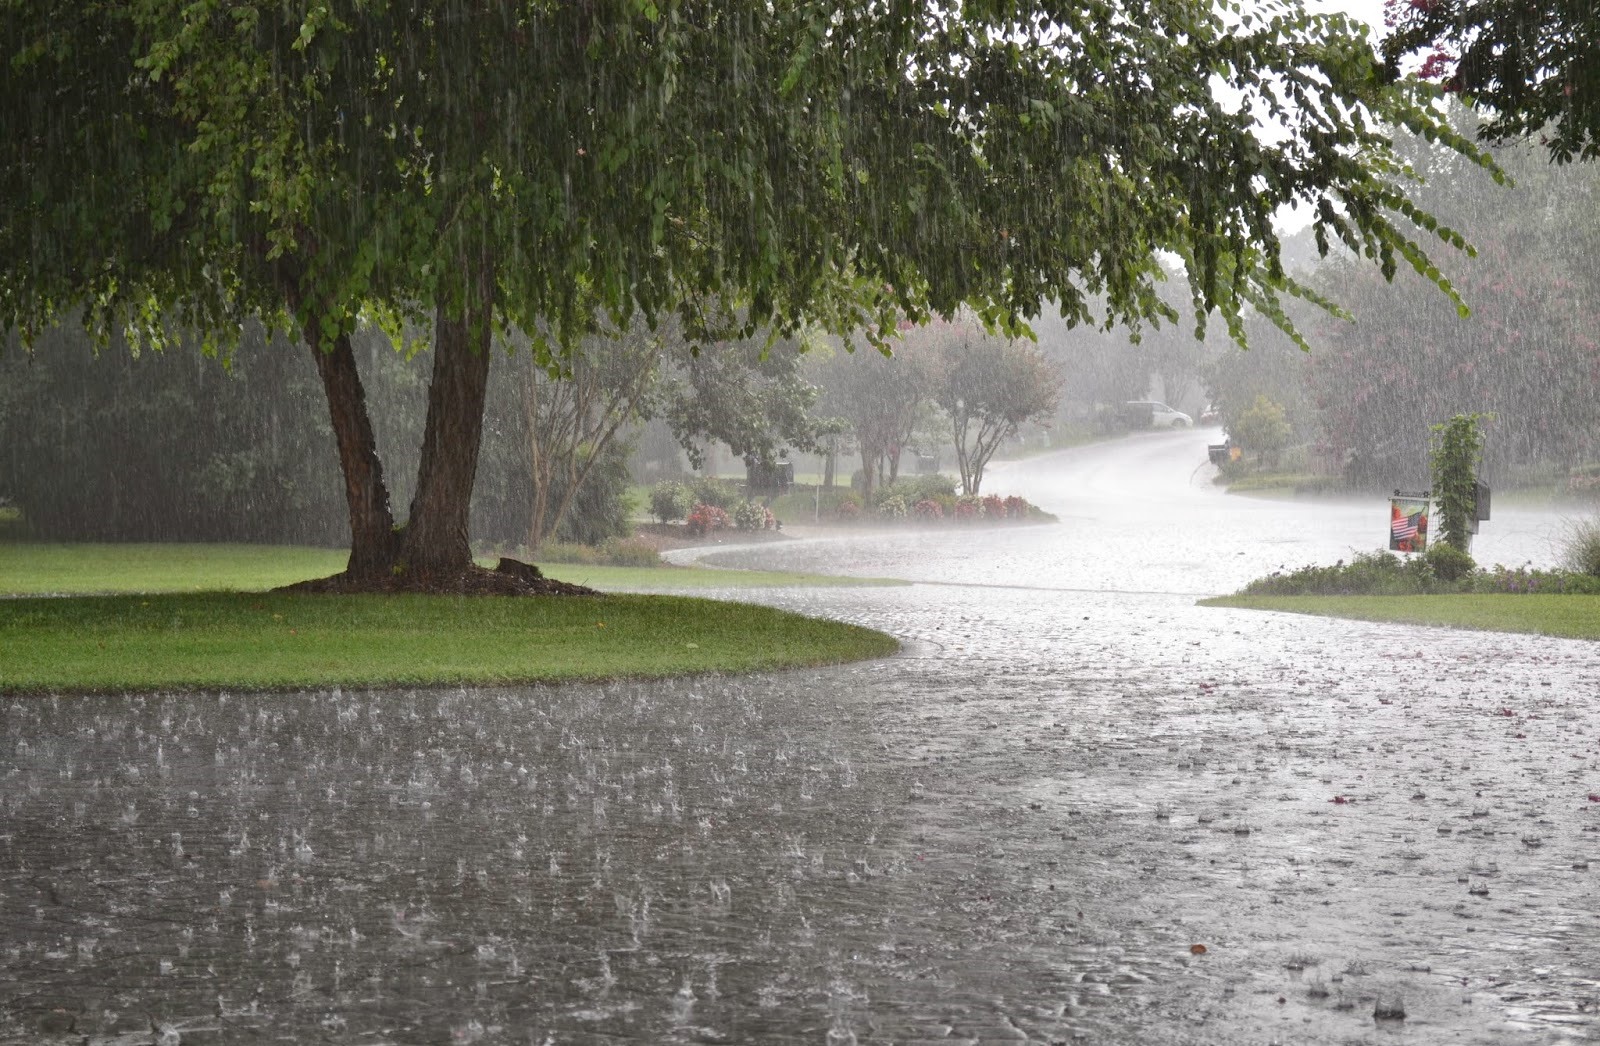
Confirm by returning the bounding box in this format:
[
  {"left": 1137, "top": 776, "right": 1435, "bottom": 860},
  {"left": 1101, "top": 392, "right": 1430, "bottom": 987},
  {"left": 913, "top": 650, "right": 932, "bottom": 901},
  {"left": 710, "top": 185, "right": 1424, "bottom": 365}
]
[{"left": 1124, "top": 400, "right": 1193, "bottom": 429}]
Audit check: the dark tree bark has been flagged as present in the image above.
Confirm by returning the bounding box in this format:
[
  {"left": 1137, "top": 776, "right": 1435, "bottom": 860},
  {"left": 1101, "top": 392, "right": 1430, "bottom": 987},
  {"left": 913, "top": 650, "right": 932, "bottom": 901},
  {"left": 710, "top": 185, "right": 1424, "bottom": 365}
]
[
  {"left": 308, "top": 330, "right": 400, "bottom": 577},
  {"left": 400, "top": 256, "right": 495, "bottom": 579}
]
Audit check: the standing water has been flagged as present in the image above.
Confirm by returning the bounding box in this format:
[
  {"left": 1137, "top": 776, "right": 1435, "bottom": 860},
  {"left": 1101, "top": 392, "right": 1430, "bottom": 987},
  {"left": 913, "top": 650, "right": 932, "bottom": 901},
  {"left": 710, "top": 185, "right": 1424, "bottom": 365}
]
[{"left": 3, "top": 431, "right": 1597, "bottom": 1044}]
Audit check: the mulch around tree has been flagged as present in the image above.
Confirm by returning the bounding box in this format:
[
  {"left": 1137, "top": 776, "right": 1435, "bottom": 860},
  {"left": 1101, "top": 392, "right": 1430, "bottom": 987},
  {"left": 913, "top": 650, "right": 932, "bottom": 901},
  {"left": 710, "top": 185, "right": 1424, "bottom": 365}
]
[{"left": 277, "top": 559, "right": 599, "bottom": 597}]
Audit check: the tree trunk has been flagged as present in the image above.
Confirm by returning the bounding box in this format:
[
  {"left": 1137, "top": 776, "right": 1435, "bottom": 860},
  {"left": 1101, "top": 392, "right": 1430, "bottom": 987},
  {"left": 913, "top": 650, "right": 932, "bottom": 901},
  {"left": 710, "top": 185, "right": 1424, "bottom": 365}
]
[
  {"left": 401, "top": 257, "right": 495, "bottom": 578},
  {"left": 308, "top": 329, "right": 399, "bottom": 578},
  {"left": 858, "top": 441, "right": 879, "bottom": 503}
]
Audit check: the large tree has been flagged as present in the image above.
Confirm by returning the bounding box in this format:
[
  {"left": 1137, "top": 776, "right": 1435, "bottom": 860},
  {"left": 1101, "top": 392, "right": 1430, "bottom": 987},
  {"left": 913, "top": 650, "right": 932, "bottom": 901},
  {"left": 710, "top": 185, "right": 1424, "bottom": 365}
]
[{"left": 3, "top": 1, "right": 1488, "bottom": 590}]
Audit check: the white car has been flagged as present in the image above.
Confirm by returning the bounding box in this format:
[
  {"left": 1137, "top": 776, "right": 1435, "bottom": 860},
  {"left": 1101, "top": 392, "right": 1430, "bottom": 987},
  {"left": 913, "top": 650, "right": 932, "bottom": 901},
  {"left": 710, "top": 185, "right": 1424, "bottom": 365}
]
[{"left": 1125, "top": 401, "right": 1193, "bottom": 429}]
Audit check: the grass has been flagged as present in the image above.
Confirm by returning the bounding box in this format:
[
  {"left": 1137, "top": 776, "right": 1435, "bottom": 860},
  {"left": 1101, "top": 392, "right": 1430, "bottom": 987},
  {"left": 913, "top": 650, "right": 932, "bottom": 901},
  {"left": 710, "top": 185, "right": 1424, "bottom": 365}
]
[
  {"left": 0, "top": 542, "right": 351, "bottom": 594},
  {"left": 0, "top": 542, "right": 902, "bottom": 693},
  {"left": 0, "top": 542, "right": 896, "bottom": 595},
  {"left": 0, "top": 591, "right": 900, "bottom": 694},
  {"left": 1202, "top": 593, "right": 1600, "bottom": 641}
]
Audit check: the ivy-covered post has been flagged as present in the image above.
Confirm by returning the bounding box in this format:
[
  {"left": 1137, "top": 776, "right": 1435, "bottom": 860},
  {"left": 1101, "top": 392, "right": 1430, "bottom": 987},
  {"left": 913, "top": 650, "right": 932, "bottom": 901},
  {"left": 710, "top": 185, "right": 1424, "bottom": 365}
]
[{"left": 1430, "top": 414, "right": 1488, "bottom": 552}]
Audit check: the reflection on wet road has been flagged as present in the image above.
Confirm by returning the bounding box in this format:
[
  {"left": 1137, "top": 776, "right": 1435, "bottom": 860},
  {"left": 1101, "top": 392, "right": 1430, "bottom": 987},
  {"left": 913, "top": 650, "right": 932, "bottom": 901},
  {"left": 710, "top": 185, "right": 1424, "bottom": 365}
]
[{"left": 4, "top": 432, "right": 1597, "bottom": 1044}]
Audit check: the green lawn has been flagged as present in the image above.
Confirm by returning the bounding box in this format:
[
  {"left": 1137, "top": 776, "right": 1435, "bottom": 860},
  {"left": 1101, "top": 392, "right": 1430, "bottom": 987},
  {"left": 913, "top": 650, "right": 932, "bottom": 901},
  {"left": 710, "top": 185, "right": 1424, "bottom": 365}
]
[
  {"left": 0, "top": 542, "right": 901, "bottom": 693},
  {"left": 0, "top": 542, "right": 896, "bottom": 595},
  {"left": 1202, "top": 593, "right": 1600, "bottom": 640},
  {"left": 0, "top": 591, "right": 899, "bottom": 693}
]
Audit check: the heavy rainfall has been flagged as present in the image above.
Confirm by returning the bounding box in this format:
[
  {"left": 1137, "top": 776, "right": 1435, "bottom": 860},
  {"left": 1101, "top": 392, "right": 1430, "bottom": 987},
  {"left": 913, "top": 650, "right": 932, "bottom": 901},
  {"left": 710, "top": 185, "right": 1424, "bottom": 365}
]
[{"left": 3, "top": 2, "right": 1599, "bottom": 1045}]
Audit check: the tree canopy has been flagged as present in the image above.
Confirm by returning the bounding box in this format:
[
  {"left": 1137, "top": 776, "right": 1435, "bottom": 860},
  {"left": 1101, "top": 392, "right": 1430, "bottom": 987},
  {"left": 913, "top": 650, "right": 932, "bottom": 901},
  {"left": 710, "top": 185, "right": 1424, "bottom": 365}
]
[
  {"left": 1383, "top": 0, "right": 1600, "bottom": 163},
  {"left": 0, "top": 0, "right": 1488, "bottom": 586}
]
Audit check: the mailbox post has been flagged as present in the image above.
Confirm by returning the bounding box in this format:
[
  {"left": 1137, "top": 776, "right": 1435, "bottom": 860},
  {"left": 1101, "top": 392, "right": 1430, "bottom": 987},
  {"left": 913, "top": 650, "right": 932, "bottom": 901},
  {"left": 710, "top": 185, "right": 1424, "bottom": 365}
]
[{"left": 1471, "top": 481, "right": 1491, "bottom": 535}]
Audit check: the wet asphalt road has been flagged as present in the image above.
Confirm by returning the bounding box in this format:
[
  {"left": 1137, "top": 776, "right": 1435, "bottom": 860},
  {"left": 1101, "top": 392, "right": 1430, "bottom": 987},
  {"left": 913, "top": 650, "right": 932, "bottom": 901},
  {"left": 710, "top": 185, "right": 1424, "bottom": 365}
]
[{"left": 3, "top": 431, "right": 1597, "bottom": 1044}]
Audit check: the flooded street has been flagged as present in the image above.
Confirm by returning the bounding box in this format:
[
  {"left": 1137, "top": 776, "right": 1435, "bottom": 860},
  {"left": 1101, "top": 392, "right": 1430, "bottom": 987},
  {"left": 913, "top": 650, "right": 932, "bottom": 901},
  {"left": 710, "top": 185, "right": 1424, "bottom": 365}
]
[{"left": 5, "top": 432, "right": 1599, "bottom": 1044}]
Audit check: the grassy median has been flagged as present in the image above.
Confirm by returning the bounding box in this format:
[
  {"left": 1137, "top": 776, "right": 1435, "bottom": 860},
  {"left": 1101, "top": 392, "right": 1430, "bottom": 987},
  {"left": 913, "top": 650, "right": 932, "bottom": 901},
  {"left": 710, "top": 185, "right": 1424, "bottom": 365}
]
[
  {"left": 1202, "top": 593, "right": 1600, "bottom": 640},
  {"left": 0, "top": 591, "right": 899, "bottom": 693},
  {"left": 0, "top": 543, "right": 901, "bottom": 693}
]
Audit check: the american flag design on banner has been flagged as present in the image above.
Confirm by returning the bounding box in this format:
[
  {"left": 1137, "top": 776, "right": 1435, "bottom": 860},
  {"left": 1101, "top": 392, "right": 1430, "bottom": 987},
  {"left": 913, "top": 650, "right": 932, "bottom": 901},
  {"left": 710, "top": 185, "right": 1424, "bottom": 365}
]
[{"left": 1389, "top": 498, "right": 1429, "bottom": 553}]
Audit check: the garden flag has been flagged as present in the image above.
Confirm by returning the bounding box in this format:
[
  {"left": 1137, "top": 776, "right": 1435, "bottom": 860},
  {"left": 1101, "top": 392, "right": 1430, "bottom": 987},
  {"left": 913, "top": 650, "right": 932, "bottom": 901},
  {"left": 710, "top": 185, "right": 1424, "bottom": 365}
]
[{"left": 1389, "top": 495, "right": 1429, "bottom": 553}]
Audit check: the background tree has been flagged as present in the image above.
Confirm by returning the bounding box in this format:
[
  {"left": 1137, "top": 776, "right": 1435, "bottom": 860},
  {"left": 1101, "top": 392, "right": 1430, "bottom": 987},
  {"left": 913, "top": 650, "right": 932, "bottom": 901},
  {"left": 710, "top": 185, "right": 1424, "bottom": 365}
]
[
  {"left": 924, "top": 322, "right": 1064, "bottom": 496},
  {"left": 659, "top": 332, "right": 821, "bottom": 479},
  {"left": 811, "top": 342, "right": 930, "bottom": 503},
  {"left": 511, "top": 323, "right": 662, "bottom": 553},
  {"left": 1200, "top": 308, "right": 1319, "bottom": 446},
  {"left": 1027, "top": 287, "right": 1216, "bottom": 437}
]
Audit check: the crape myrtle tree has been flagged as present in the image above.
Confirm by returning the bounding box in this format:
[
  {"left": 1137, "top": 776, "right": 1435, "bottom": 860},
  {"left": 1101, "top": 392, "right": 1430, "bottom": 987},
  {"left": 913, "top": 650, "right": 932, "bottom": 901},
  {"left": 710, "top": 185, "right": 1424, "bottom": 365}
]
[
  {"left": 1283, "top": 106, "right": 1600, "bottom": 489},
  {"left": 2, "top": 1, "right": 1489, "bottom": 592},
  {"left": 920, "top": 319, "right": 1064, "bottom": 496}
]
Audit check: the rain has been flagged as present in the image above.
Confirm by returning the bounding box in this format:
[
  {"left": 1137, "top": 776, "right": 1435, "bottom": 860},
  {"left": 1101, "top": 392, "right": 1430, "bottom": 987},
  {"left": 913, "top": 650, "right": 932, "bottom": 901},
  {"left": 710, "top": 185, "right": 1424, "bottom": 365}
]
[{"left": 4, "top": 1, "right": 1600, "bottom": 1044}]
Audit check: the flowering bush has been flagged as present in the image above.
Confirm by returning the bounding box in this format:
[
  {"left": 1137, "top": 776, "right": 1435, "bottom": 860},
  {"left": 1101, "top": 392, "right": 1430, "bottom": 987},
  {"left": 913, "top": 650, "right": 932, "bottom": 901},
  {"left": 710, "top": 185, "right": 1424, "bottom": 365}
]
[
  {"left": 877, "top": 494, "right": 909, "bottom": 519},
  {"left": 685, "top": 503, "right": 730, "bottom": 536},
  {"left": 981, "top": 494, "right": 1005, "bottom": 518},
  {"left": 733, "top": 500, "right": 776, "bottom": 531},
  {"left": 836, "top": 498, "right": 861, "bottom": 521},
  {"left": 1472, "top": 564, "right": 1600, "bottom": 595},
  {"left": 954, "top": 495, "right": 981, "bottom": 520},
  {"left": 913, "top": 498, "right": 944, "bottom": 520},
  {"left": 1003, "top": 495, "right": 1028, "bottom": 519}
]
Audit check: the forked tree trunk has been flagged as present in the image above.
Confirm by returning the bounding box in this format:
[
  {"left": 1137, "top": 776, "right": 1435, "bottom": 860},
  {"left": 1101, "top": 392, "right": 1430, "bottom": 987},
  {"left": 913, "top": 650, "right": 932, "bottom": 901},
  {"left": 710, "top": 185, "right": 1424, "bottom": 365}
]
[
  {"left": 400, "top": 256, "right": 495, "bottom": 579},
  {"left": 307, "top": 328, "right": 400, "bottom": 578}
]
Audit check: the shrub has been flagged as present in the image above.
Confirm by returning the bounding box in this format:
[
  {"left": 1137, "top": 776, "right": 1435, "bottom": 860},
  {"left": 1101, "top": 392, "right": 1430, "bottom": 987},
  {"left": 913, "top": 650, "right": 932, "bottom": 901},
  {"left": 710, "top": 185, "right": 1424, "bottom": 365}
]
[
  {"left": 689, "top": 477, "right": 741, "bottom": 510},
  {"left": 954, "top": 495, "right": 981, "bottom": 520},
  {"left": 1240, "top": 549, "right": 1440, "bottom": 596},
  {"left": 1425, "top": 541, "right": 1476, "bottom": 582},
  {"left": 836, "top": 499, "right": 861, "bottom": 521},
  {"left": 1003, "top": 495, "right": 1027, "bottom": 519},
  {"left": 913, "top": 498, "right": 943, "bottom": 521},
  {"left": 733, "top": 500, "right": 776, "bottom": 531},
  {"left": 648, "top": 481, "right": 693, "bottom": 524},
  {"left": 685, "top": 503, "right": 730, "bottom": 536},
  {"left": 598, "top": 536, "right": 663, "bottom": 567},
  {"left": 981, "top": 494, "right": 1005, "bottom": 518},
  {"left": 1231, "top": 394, "right": 1292, "bottom": 463},
  {"left": 880, "top": 474, "right": 957, "bottom": 506},
  {"left": 878, "top": 494, "right": 909, "bottom": 519},
  {"left": 1560, "top": 516, "right": 1600, "bottom": 577},
  {"left": 1239, "top": 547, "right": 1600, "bottom": 597},
  {"left": 537, "top": 537, "right": 663, "bottom": 567}
]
